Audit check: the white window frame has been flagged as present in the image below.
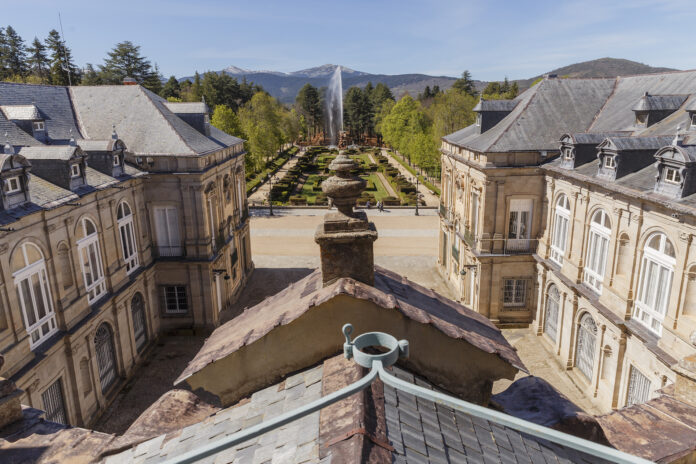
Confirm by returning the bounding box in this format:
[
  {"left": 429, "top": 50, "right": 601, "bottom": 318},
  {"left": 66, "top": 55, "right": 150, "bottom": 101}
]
[
  {"left": 691, "top": 113, "right": 696, "bottom": 128},
  {"left": 32, "top": 121, "right": 45, "bottom": 131},
  {"left": 583, "top": 210, "right": 611, "bottom": 293},
  {"left": 13, "top": 243, "right": 57, "bottom": 349},
  {"left": 603, "top": 156, "right": 616, "bottom": 169},
  {"left": 4, "top": 176, "right": 21, "bottom": 194},
  {"left": 470, "top": 192, "right": 479, "bottom": 237},
  {"left": 163, "top": 285, "right": 188, "bottom": 314},
  {"left": 71, "top": 164, "right": 81, "bottom": 178},
  {"left": 208, "top": 196, "right": 217, "bottom": 248},
  {"left": 117, "top": 202, "right": 139, "bottom": 274},
  {"left": 113, "top": 154, "right": 120, "bottom": 167},
  {"left": 77, "top": 218, "right": 106, "bottom": 303},
  {"left": 626, "top": 365, "right": 651, "bottom": 406},
  {"left": 475, "top": 113, "right": 481, "bottom": 126},
  {"left": 507, "top": 199, "right": 532, "bottom": 251},
  {"left": 544, "top": 284, "right": 560, "bottom": 342},
  {"left": 550, "top": 195, "right": 570, "bottom": 265},
  {"left": 154, "top": 206, "right": 182, "bottom": 257},
  {"left": 664, "top": 167, "right": 681, "bottom": 184},
  {"left": 634, "top": 233, "right": 675, "bottom": 336},
  {"left": 503, "top": 279, "right": 526, "bottom": 308},
  {"left": 575, "top": 313, "right": 597, "bottom": 381}
]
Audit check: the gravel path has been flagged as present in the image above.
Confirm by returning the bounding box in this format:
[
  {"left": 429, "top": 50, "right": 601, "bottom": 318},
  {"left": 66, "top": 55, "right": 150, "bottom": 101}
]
[{"left": 381, "top": 149, "right": 440, "bottom": 206}]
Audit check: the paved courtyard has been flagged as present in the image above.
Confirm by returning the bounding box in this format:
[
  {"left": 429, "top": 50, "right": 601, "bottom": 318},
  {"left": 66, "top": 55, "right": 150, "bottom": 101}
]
[{"left": 94, "top": 208, "right": 600, "bottom": 435}]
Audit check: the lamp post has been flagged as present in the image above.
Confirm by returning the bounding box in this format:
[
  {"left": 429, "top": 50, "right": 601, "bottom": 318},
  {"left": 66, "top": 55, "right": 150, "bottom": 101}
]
[
  {"left": 412, "top": 177, "right": 420, "bottom": 216},
  {"left": 268, "top": 175, "right": 278, "bottom": 216}
]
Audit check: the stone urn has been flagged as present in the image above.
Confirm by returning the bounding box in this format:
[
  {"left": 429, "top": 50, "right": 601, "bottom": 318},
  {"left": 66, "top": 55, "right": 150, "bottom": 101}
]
[{"left": 322, "top": 153, "right": 366, "bottom": 218}]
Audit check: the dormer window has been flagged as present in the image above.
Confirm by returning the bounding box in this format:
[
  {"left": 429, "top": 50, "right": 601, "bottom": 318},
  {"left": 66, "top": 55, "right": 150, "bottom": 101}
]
[
  {"left": 664, "top": 167, "right": 681, "bottom": 184},
  {"left": 691, "top": 114, "right": 696, "bottom": 129},
  {"left": 635, "top": 112, "right": 648, "bottom": 126},
  {"left": 113, "top": 155, "right": 120, "bottom": 167},
  {"left": 32, "top": 121, "right": 45, "bottom": 131},
  {"left": 71, "top": 164, "right": 81, "bottom": 178},
  {"left": 4, "top": 176, "right": 21, "bottom": 194},
  {"left": 475, "top": 113, "right": 482, "bottom": 126},
  {"left": 563, "top": 149, "right": 573, "bottom": 161},
  {"left": 604, "top": 156, "right": 616, "bottom": 169}
]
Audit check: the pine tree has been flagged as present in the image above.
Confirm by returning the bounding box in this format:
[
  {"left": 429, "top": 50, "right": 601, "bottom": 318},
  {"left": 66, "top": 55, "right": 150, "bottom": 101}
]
[
  {"left": 4, "top": 26, "right": 27, "bottom": 78},
  {"left": 452, "top": 70, "right": 477, "bottom": 97},
  {"left": 26, "top": 37, "right": 49, "bottom": 82},
  {"left": 161, "top": 76, "right": 181, "bottom": 99},
  {"left": 142, "top": 63, "right": 163, "bottom": 94},
  {"left": 81, "top": 63, "right": 102, "bottom": 85},
  {"left": 100, "top": 41, "right": 154, "bottom": 85},
  {"left": 45, "top": 29, "right": 79, "bottom": 85},
  {"left": 0, "top": 28, "right": 8, "bottom": 80},
  {"left": 191, "top": 71, "right": 202, "bottom": 101}
]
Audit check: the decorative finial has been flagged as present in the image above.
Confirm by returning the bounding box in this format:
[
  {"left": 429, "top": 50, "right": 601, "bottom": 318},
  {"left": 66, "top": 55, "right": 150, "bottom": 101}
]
[
  {"left": 321, "top": 152, "right": 366, "bottom": 217},
  {"left": 111, "top": 124, "right": 118, "bottom": 140},
  {"left": 202, "top": 95, "right": 206, "bottom": 105},
  {"left": 68, "top": 128, "right": 76, "bottom": 147},
  {"left": 3, "top": 132, "right": 13, "bottom": 155},
  {"left": 673, "top": 124, "right": 683, "bottom": 146}
]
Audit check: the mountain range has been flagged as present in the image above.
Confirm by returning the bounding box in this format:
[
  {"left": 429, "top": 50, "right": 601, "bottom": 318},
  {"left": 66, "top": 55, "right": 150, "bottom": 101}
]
[{"left": 180, "top": 58, "right": 678, "bottom": 103}]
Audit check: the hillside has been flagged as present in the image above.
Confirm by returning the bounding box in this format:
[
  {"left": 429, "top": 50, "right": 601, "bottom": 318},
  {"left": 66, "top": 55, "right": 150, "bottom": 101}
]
[
  {"left": 516, "top": 57, "right": 677, "bottom": 89},
  {"left": 180, "top": 59, "right": 679, "bottom": 103}
]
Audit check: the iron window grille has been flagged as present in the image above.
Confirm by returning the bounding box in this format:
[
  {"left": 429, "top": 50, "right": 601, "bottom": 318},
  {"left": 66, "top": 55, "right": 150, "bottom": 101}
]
[
  {"left": 544, "top": 285, "right": 560, "bottom": 342},
  {"left": 41, "top": 378, "right": 68, "bottom": 425},
  {"left": 503, "top": 279, "right": 527, "bottom": 308},
  {"left": 575, "top": 314, "right": 597, "bottom": 381},
  {"left": 163, "top": 286, "right": 189, "bottom": 314},
  {"left": 95, "top": 323, "right": 118, "bottom": 393},
  {"left": 626, "top": 365, "right": 651, "bottom": 406}
]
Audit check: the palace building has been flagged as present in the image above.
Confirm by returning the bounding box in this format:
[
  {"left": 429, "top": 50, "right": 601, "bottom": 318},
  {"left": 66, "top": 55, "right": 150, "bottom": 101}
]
[
  {"left": 0, "top": 81, "right": 251, "bottom": 428},
  {"left": 439, "top": 70, "right": 696, "bottom": 413}
]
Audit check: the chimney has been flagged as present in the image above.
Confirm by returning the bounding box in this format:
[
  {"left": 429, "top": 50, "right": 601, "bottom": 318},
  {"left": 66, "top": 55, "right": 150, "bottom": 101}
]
[
  {"left": 123, "top": 77, "right": 138, "bottom": 85},
  {"left": 674, "top": 354, "right": 696, "bottom": 408},
  {"left": 0, "top": 356, "right": 23, "bottom": 428},
  {"left": 315, "top": 152, "right": 378, "bottom": 286}
]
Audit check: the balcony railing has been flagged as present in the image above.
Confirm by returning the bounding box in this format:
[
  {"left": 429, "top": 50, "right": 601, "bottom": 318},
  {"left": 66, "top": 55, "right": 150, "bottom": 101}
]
[
  {"left": 459, "top": 227, "right": 476, "bottom": 248},
  {"left": 157, "top": 245, "right": 184, "bottom": 258},
  {"left": 461, "top": 237, "right": 539, "bottom": 256}
]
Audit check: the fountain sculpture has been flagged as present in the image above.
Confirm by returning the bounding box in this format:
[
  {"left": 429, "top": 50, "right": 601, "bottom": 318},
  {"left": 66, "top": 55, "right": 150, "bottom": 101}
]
[{"left": 326, "top": 66, "right": 344, "bottom": 146}]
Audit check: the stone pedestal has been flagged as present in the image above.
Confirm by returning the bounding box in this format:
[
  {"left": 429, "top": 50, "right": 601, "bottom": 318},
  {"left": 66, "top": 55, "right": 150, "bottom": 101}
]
[
  {"left": 315, "top": 211, "right": 378, "bottom": 286},
  {"left": 674, "top": 354, "right": 696, "bottom": 408}
]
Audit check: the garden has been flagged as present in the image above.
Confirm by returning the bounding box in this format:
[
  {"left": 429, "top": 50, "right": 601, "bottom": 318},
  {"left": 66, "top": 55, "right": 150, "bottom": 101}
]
[{"left": 266, "top": 146, "right": 422, "bottom": 207}]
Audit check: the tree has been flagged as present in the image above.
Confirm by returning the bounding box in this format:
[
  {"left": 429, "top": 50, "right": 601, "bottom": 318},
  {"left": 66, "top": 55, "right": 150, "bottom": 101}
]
[
  {"left": 452, "top": 70, "right": 477, "bottom": 97},
  {"left": 238, "top": 92, "right": 283, "bottom": 173},
  {"left": 481, "top": 77, "right": 518, "bottom": 100},
  {"left": 142, "top": 63, "right": 163, "bottom": 94},
  {"left": 45, "top": 29, "right": 79, "bottom": 85},
  {"left": 211, "top": 104, "right": 244, "bottom": 138},
  {"left": 371, "top": 82, "right": 394, "bottom": 108},
  {"left": 81, "top": 63, "right": 102, "bottom": 85},
  {"left": 295, "top": 83, "right": 322, "bottom": 140},
  {"left": 26, "top": 37, "right": 49, "bottom": 82},
  {"left": 343, "top": 86, "right": 371, "bottom": 143},
  {"left": 428, "top": 88, "right": 477, "bottom": 142},
  {"left": 3, "top": 26, "right": 27, "bottom": 78},
  {"left": 161, "top": 76, "right": 181, "bottom": 99},
  {"left": 99, "top": 41, "right": 155, "bottom": 85}
]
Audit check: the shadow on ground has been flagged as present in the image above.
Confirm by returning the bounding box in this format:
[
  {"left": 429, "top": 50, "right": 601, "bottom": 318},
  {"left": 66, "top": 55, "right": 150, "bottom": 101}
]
[{"left": 221, "top": 266, "right": 315, "bottom": 323}]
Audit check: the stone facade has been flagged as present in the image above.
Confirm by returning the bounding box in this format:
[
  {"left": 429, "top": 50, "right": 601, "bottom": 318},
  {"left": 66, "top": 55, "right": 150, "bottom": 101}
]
[
  {"left": 0, "top": 83, "right": 252, "bottom": 427},
  {"left": 439, "top": 71, "right": 696, "bottom": 412}
]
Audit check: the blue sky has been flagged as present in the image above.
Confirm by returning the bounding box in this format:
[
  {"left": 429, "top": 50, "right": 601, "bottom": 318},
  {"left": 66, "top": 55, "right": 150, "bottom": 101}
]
[{"left": 2, "top": 0, "right": 696, "bottom": 80}]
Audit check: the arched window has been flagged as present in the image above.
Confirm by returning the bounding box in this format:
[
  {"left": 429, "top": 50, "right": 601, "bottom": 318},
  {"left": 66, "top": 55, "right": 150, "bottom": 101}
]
[
  {"left": 94, "top": 323, "right": 117, "bottom": 393},
  {"left": 11, "top": 242, "right": 57, "bottom": 348},
  {"left": 634, "top": 232, "right": 676, "bottom": 335},
  {"left": 584, "top": 209, "right": 611, "bottom": 293},
  {"left": 131, "top": 293, "right": 148, "bottom": 353},
  {"left": 550, "top": 194, "right": 570, "bottom": 265},
  {"left": 575, "top": 313, "right": 597, "bottom": 380},
  {"left": 544, "top": 284, "right": 560, "bottom": 342},
  {"left": 77, "top": 218, "right": 106, "bottom": 302},
  {"left": 117, "top": 202, "right": 139, "bottom": 274}
]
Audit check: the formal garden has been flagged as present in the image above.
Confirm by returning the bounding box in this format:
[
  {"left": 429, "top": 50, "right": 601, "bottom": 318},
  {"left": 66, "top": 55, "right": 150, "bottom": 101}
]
[{"left": 256, "top": 146, "right": 422, "bottom": 206}]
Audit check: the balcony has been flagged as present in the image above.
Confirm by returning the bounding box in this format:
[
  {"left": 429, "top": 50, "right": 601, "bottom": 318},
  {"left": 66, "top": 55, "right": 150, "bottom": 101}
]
[
  {"left": 156, "top": 245, "right": 184, "bottom": 258},
  {"left": 458, "top": 227, "right": 476, "bottom": 248},
  {"left": 439, "top": 203, "right": 452, "bottom": 226},
  {"left": 474, "top": 237, "right": 539, "bottom": 256},
  {"left": 451, "top": 245, "right": 460, "bottom": 261}
]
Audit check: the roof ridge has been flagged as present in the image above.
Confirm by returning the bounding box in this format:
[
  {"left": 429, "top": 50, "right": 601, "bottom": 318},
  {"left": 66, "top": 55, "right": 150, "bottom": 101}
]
[
  {"left": 68, "top": 86, "right": 90, "bottom": 140},
  {"left": 587, "top": 77, "right": 620, "bottom": 132},
  {"left": 485, "top": 80, "right": 542, "bottom": 152},
  {"left": 137, "top": 86, "right": 198, "bottom": 155}
]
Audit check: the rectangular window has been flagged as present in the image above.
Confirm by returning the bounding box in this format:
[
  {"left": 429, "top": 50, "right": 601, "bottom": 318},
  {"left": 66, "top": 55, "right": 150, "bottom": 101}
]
[
  {"left": 79, "top": 237, "right": 106, "bottom": 303},
  {"left": 507, "top": 199, "right": 532, "bottom": 252},
  {"left": 691, "top": 114, "right": 696, "bottom": 128},
  {"left": 470, "top": 192, "right": 479, "bottom": 237},
  {"left": 584, "top": 230, "right": 609, "bottom": 293},
  {"left": 635, "top": 113, "right": 648, "bottom": 125},
  {"left": 16, "top": 265, "right": 57, "bottom": 348},
  {"left": 118, "top": 217, "right": 139, "bottom": 274},
  {"left": 71, "top": 164, "right": 81, "bottom": 178},
  {"left": 41, "top": 379, "right": 68, "bottom": 425},
  {"left": 604, "top": 156, "right": 616, "bottom": 169},
  {"left": 154, "top": 206, "right": 182, "bottom": 257},
  {"left": 4, "top": 176, "right": 21, "bottom": 194},
  {"left": 503, "top": 279, "right": 526, "bottom": 308},
  {"left": 32, "top": 121, "right": 45, "bottom": 131},
  {"left": 550, "top": 212, "right": 569, "bottom": 265},
  {"left": 163, "top": 286, "right": 188, "bottom": 314},
  {"left": 626, "top": 366, "right": 651, "bottom": 406},
  {"left": 664, "top": 167, "right": 681, "bottom": 184},
  {"left": 113, "top": 155, "right": 120, "bottom": 167}
]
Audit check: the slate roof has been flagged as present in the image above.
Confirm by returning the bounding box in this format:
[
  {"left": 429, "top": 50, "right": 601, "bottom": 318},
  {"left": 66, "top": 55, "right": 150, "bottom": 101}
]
[
  {"left": 76, "top": 139, "right": 118, "bottom": 152},
  {"left": 444, "top": 77, "right": 616, "bottom": 153},
  {"left": 176, "top": 266, "right": 525, "bottom": 385},
  {"left": 0, "top": 110, "right": 40, "bottom": 147},
  {"left": 101, "top": 355, "right": 610, "bottom": 464},
  {"left": 601, "top": 135, "right": 673, "bottom": 151},
  {"left": 631, "top": 93, "right": 688, "bottom": 112},
  {"left": 566, "top": 131, "right": 628, "bottom": 145},
  {"left": 18, "top": 145, "right": 80, "bottom": 160},
  {"left": 164, "top": 101, "right": 209, "bottom": 114},
  {"left": 473, "top": 99, "right": 518, "bottom": 112},
  {"left": 0, "top": 104, "right": 41, "bottom": 120},
  {"left": 0, "top": 82, "right": 83, "bottom": 142},
  {"left": 69, "top": 85, "right": 238, "bottom": 156}
]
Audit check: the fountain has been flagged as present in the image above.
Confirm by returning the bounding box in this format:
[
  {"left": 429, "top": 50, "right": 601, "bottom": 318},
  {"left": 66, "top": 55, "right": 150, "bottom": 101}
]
[{"left": 326, "top": 66, "right": 343, "bottom": 146}]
